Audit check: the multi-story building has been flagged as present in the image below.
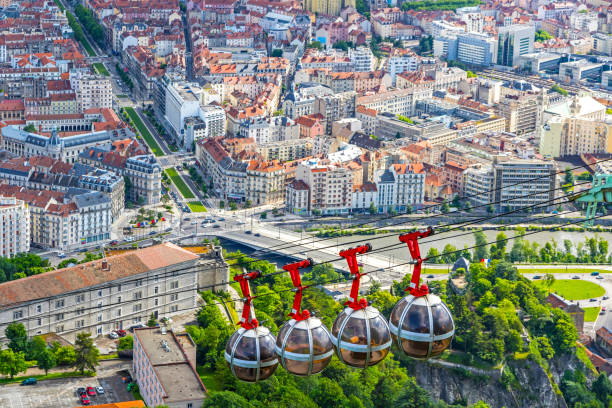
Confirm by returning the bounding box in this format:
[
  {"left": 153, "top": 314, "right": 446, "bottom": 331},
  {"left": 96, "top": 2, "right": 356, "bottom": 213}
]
[
  {"left": 255, "top": 138, "right": 314, "bottom": 162},
  {"left": 315, "top": 91, "right": 357, "bottom": 134},
  {"left": 283, "top": 84, "right": 333, "bottom": 119},
  {"left": 387, "top": 52, "right": 418, "bottom": 85},
  {"left": 349, "top": 47, "right": 376, "bottom": 72},
  {"left": 75, "top": 76, "right": 113, "bottom": 111},
  {"left": 435, "top": 32, "right": 497, "bottom": 67},
  {"left": 463, "top": 158, "right": 556, "bottom": 212},
  {"left": 559, "top": 60, "right": 605, "bottom": 84},
  {"left": 0, "top": 196, "right": 30, "bottom": 257},
  {"left": 356, "top": 88, "right": 432, "bottom": 118},
  {"left": 497, "top": 25, "right": 535, "bottom": 67},
  {"left": 0, "top": 243, "right": 229, "bottom": 343},
  {"left": 286, "top": 179, "right": 310, "bottom": 215},
  {"left": 293, "top": 159, "right": 353, "bottom": 215},
  {"left": 133, "top": 327, "right": 207, "bottom": 408},
  {"left": 239, "top": 116, "right": 299, "bottom": 144},
  {"left": 497, "top": 93, "right": 540, "bottom": 136},
  {"left": 375, "top": 163, "right": 425, "bottom": 213},
  {"left": 246, "top": 160, "right": 285, "bottom": 206},
  {"left": 540, "top": 95, "right": 611, "bottom": 157},
  {"left": 199, "top": 105, "right": 226, "bottom": 139},
  {"left": 303, "top": 0, "right": 354, "bottom": 17},
  {"left": 196, "top": 139, "right": 247, "bottom": 201}
]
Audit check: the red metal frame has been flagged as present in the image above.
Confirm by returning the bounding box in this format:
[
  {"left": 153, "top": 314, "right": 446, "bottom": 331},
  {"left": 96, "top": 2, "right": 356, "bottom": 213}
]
[
  {"left": 283, "top": 258, "right": 313, "bottom": 321},
  {"left": 234, "top": 271, "right": 262, "bottom": 330},
  {"left": 339, "top": 243, "right": 372, "bottom": 310},
  {"left": 398, "top": 227, "right": 434, "bottom": 297}
]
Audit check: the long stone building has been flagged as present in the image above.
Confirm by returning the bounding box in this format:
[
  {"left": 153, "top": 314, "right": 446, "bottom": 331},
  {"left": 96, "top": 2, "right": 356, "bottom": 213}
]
[{"left": 0, "top": 243, "right": 229, "bottom": 343}]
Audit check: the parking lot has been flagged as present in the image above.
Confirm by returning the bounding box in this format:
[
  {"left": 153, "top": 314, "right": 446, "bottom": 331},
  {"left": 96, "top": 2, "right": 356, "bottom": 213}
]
[{"left": 0, "top": 361, "right": 133, "bottom": 408}]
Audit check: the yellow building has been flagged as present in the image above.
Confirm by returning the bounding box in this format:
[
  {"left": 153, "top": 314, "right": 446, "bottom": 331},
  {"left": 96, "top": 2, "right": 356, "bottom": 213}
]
[
  {"left": 540, "top": 95, "right": 612, "bottom": 157},
  {"left": 305, "top": 0, "right": 355, "bottom": 16}
]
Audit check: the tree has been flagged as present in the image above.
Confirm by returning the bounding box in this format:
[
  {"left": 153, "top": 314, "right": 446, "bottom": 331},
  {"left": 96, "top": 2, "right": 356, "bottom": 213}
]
[
  {"left": 564, "top": 167, "right": 575, "bottom": 186},
  {"left": 37, "top": 348, "right": 56, "bottom": 375},
  {"left": 464, "top": 201, "right": 472, "bottom": 212},
  {"left": 307, "top": 41, "right": 323, "bottom": 50},
  {"left": 24, "top": 124, "right": 37, "bottom": 133},
  {"left": 244, "top": 199, "right": 252, "bottom": 208},
  {"left": 5, "top": 323, "right": 28, "bottom": 354},
  {"left": 440, "top": 201, "right": 450, "bottom": 214},
  {"left": 369, "top": 201, "right": 378, "bottom": 215},
  {"left": 332, "top": 40, "right": 350, "bottom": 51},
  {"left": 73, "top": 332, "right": 99, "bottom": 374},
  {"left": 123, "top": 175, "right": 132, "bottom": 199},
  {"left": 203, "top": 391, "right": 254, "bottom": 408},
  {"left": 271, "top": 49, "right": 283, "bottom": 57},
  {"left": 551, "top": 84, "right": 568, "bottom": 96},
  {"left": 27, "top": 336, "right": 47, "bottom": 361},
  {"left": 0, "top": 349, "right": 27, "bottom": 378},
  {"left": 229, "top": 202, "right": 238, "bottom": 211},
  {"left": 147, "top": 313, "right": 158, "bottom": 327},
  {"left": 535, "top": 29, "right": 553, "bottom": 42},
  {"left": 418, "top": 35, "right": 433, "bottom": 54},
  {"left": 544, "top": 273, "right": 555, "bottom": 290},
  {"left": 473, "top": 230, "right": 489, "bottom": 261},
  {"left": 486, "top": 204, "right": 495, "bottom": 214},
  {"left": 51, "top": 342, "right": 76, "bottom": 365},
  {"left": 118, "top": 336, "right": 133, "bottom": 351}
]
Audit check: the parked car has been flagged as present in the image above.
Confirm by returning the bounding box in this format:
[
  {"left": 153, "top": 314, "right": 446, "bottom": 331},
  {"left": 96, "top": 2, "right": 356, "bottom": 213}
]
[
  {"left": 149, "top": 231, "right": 156, "bottom": 236},
  {"left": 128, "top": 324, "right": 146, "bottom": 332},
  {"left": 86, "top": 386, "right": 96, "bottom": 396},
  {"left": 245, "top": 230, "right": 252, "bottom": 234},
  {"left": 589, "top": 298, "right": 597, "bottom": 302},
  {"left": 165, "top": 228, "right": 172, "bottom": 232},
  {"left": 213, "top": 225, "right": 220, "bottom": 229},
  {"left": 108, "top": 331, "right": 119, "bottom": 339},
  {"left": 572, "top": 276, "right": 580, "bottom": 279},
  {"left": 533, "top": 275, "right": 541, "bottom": 279},
  {"left": 77, "top": 387, "right": 87, "bottom": 396},
  {"left": 125, "top": 236, "right": 134, "bottom": 242},
  {"left": 254, "top": 233, "right": 261, "bottom": 237},
  {"left": 109, "top": 240, "right": 118, "bottom": 246},
  {"left": 596, "top": 276, "right": 604, "bottom": 280},
  {"left": 80, "top": 394, "right": 90, "bottom": 405},
  {"left": 218, "top": 218, "right": 225, "bottom": 221},
  {"left": 57, "top": 252, "right": 66, "bottom": 258},
  {"left": 115, "top": 329, "right": 127, "bottom": 337},
  {"left": 603, "top": 296, "right": 609, "bottom": 300},
  {"left": 96, "top": 386, "right": 104, "bottom": 395},
  {"left": 591, "top": 271, "right": 600, "bottom": 276},
  {"left": 20, "top": 378, "right": 36, "bottom": 386},
  {"left": 184, "top": 218, "right": 191, "bottom": 221},
  {"left": 426, "top": 275, "right": 434, "bottom": 278}
]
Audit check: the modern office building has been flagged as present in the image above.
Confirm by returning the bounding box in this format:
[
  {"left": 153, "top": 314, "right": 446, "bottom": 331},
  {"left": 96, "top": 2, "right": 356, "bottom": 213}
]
[
  {"left": 497, "top": 25, "right": 535, "bottom": 67},
  {"left": 434, "top": 32, "right": 496, "bottom": 66},
  {"left": 133, "top": 327, "right": 207, "bottom": 408}
]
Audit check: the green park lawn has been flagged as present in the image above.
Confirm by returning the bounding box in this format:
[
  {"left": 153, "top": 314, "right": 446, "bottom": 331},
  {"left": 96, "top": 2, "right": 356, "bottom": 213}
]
[
  {"left": 187, "top": 201, "right": 207, "bottom": 212},
  {"left": 583, "top": 307, "right": 601, "bottom": 322},
  {"left": 93, "top": 62, "right": 110, "bottom": 76},
  {"left": 519, "top": 267, "right": 611, "bottom": 274},
  {"left": 533, "top": 279, "right": 605, "bottom": 300},
  {"left": 123, "top": 107, "right": 164, "bottom": 157},
  {"left": 165, "top": 168, "right": 195, "bottom": 199}
]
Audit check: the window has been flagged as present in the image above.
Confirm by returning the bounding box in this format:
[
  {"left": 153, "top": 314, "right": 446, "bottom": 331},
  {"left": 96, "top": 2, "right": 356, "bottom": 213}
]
[
  {"left": 154, "top": 286, "right": 158, "bottom": 294},
  {"left": 76, "top": 294, "right": 85, "bottom": 303},
  {"left": 154, "top": 275, "right": 159, "bottom": 282},
  {"left": 13, "top": 311, "right": 23, "bottom": 319},
  {"left": 134, "top": 291, "right": 142, "bottom": 300},
  {"left": 76, "top": 308, "right": 85, "bottom": 316},
  {"left": 36, "top": 305, "right": 42, "bottom": 313},
  {"left": 117, "top": 284, "right": 121, "bottom": 292},
  {"left": 37, "top": 318, "right": 42, "bottom": 326},
  {"left": 154, "top": 298, "right": 158, "bottom": 306},
  {"left": 97, "top": 326, "right": 102, "bottom": 335},
  {"left": 188, "top": 404, "right": 193, "bottom": 408},
  {"left": 56, "top": 325, "right": 64, "bottom": 332},
  {"left": 98, "top": 290, "right": 102, "bottom": 297},
  {"left": 170, "top": 305, "right": 178, "bottom": 312},
  {"left": 133, "top": 304, "right": 142, "bottom": 312},
  {"left": 117, "top": 309, "right": 122, "bottom": 317},
  {"left": 117, "top": 296, "right": 121, "bottom": 303},
  {"left": 170, "top": 281, "right": 179, "bottom": 289},
  {"left": 98, "top": 301, "right": 102, "bottom": 309},
  {"left": 170, "top": 294, "right": 178, "bottom": 301},
  {"left": 55, "top": 313, "right": 64, "bottom": 321},
  {"left": 76, "top": 320, "right": 84, "bottom": 328},
  {"left": 55, "top": 299, "right": 64, "bottom": 308},
  {"left": 135, "top": 279, "right": 143, "bottom": 287},
  {"left": 98, "top": 314, "right": 102, "bottom": 322}
]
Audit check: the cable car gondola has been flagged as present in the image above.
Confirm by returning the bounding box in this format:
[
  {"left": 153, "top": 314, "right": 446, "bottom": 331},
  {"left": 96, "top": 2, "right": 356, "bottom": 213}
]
[
  {"left": 275, "top": 259, "right": 334, "bottom": 376},
  {"left": 225, "top": 271, "right": 278, "bottom": 382},
  {"left": 331, "top": 244, "right": 392, "bottom": 368}
]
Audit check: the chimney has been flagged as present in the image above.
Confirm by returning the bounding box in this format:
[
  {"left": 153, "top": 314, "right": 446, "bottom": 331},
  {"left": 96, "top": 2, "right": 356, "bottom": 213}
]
[{"left": 101, "top": 260, "right": 110, "bottom": 271}]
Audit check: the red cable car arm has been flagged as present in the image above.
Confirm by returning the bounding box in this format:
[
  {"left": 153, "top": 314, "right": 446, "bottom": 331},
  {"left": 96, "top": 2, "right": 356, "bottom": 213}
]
[
  {"left": 398, "top": 227, "right": 434, "bottom": 297},
  {"left": 283, "top": 258, "right": 313, "bottom": 321},
  {"left": 234, "top": 271, "right": 262, "bottom": 330},
  {"left": 339, "top": 243, "right": 372, "bottom": 310}
]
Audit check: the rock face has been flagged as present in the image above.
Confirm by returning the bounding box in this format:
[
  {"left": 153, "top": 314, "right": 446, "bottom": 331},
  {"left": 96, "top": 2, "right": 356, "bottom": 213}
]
[{"left": 411, "top": 358, "right": 569, "bottom": 408}]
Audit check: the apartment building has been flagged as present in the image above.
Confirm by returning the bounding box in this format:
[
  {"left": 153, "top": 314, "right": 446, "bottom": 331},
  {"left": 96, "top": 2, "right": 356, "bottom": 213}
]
[
  {"left": 540, "top": 95, "right": 611, "bottom": 157},
  {"left": 246, "top": 160, "right": 285, "bottom": 206},
  {"left": 133, "top": 328, "right": 206, "bottom": 408},
  {"left": 0, "top": 243, "right": 229, "bottom": 343},
  {"left": 349, "top": 47, "right": 376, "bottom": 72},
  {"left": 75, "top": 76, "right": 113, "bottom": 110},
  {"left": 196, "top": 139, "right": 247, "bottom": 201},
  {"left": 0, "top": 196, "right": 30, "bottom": 257},
  {"left": 387, "top": 52, "right": 418, "bottom": 85},
  {"left": 286, "top": 179, "right": 310, "bottom": 215},
  {"left": 294, "top": 159, "right": 353, "bottom": 215},
  {"left": 239, "top": 116, "right": 299, "bottom": 144},
  {"left": 255, "top": 138, "right": 313, "bottom": 162},
  {"left": 496, "top": 93, "right": 540, "bottom": 136},
  {"left": 375, "top": 163, "right": 425, "bottom": 213},
  {"left": 283, "top": 84, "right": 333, "bottom": 119},
  {"left": 315, "top": 91, "right": 357, "bottom": 134},
  {"left": 356, "top": 87, "right": 432, "bottom": 118}
]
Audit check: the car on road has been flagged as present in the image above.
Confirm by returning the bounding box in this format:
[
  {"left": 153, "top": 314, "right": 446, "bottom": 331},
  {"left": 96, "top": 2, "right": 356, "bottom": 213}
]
[
  {"left": 596, "top": 276, "right": 604, "bottom": 280},
  {"left": 591, "top": 271, "right": 600, "bottom": 276},
  {"left": 149, "top": 231, "right": 156, "bottom": 236},
  {"left": 603, "top": 296, "right": 609, "bottom": 300},
  {"left": 77, "top": 387, "right": 87, "bottom": 396},
  {"left": 165, "top": 228, "right": 172, "bottom": 232},
  {"left": 184, "top": 217, "right": 191, "bottom": 221},
  {"left": 115, "top": 329, "right": 127, "bottom": 337},
  {"left": 128, "top": 324, "right": 146, "bottom": 332},
  {"left": 533, "top": 275, "right": 541, "bottom": 279},
  {"left": 589, "top": 298, "right": 597, "bottom": 302},
  {"left": 254, "top": 233, "right": 261, "bottom": 237},
  {"left": 426, "top": 274, "right": 434, "bottom": 278},
  {"left": 218, "top": 218, "right": 225, "bottom": 221},
  {"left": 191, "top": 220, "right": 197, "bottom": 224},
  {"left": 80, "top": 394, "right": 91, "bottom": 405},
  {"left": 125, "top": 236, "right": 134, "bottom": 242},
  {"left": 20, "top": 378, "right": 36, "bottom": 385},
  {"left": 57, "top": 252, "right": 66, "bottom": 258},
  {"left": 245, "top": 230, "right": 252, "bottom": 234},
  {"left": 96, "top": 386, "right": 104, "bottom": 395},
  {"left": 110, "top": 240, "right": 118, "bottom": 245},
  {"left": 86, "top": 386, "right": 96, "bottom": 396},
  {"left": 213, "top": 224, "right": 220, "bottom": 228},
  {"left": 108, "top": 331, "right": 119, "bottom": 339},
  {"left": 572, "top": 276, "right": 580, "bottom": 279}
]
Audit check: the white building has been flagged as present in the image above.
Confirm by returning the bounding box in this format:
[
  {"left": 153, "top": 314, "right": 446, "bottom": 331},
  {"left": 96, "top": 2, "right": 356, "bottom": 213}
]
[
  {"left": 387, "top": 53, "right": 419, "bottom": 85},
  {"left": 165, "top": 82, "right": 202, "bottom": 148},
  {"left": 0, "top": 196, "right": 30, "bottom": 257},
  {"left": 75, "top": 76, "right": 113, "bottom": 111},
  {"left": 199, "top": 105, "right": 226, "bottom": 138},
  {"left": 497, "top": 25, "right": 535, "bottom": 67},
  {"left": 349, "top": 47, "right": 376, "bottom": 72},
  {"left": 294, "top": 159, "right": 353, "bottom": 215},
  {"left": 375, "top": 163, "right": 425, "bottom": 213},
  {"left": 351, "top": 182, "right": 378, "bottom": 211}
]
